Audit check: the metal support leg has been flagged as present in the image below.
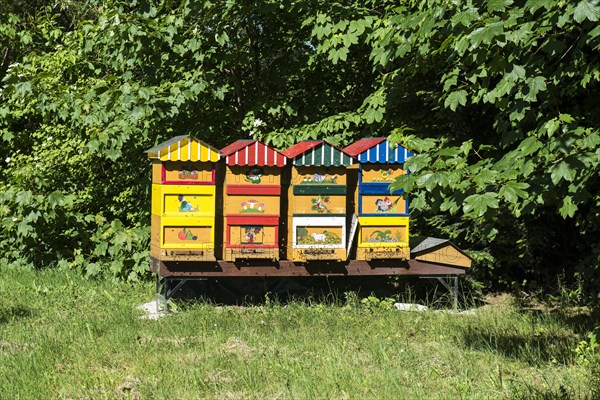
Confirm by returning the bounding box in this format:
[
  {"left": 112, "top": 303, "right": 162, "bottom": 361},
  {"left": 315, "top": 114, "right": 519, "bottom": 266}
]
[
  {"left": 168, "top": 279, "right": 188, "bottom": 299},
  {"left": 453, "top": 276, "right": 459, "bottom": 311},
  {"left": 156, "top": 276, "right": 169, "bottom": 312},
  {"left": 421, "top": 275, "right": 460, "bottom": 311},
  {"left": 436, "top": 277, "right": 451, "bottom": 292},
  {"left": 155, "top": 274, "right": 160, "bottom": 311},
  {"left": 155, "top": 277, "right": 193, "bottom": 313}
]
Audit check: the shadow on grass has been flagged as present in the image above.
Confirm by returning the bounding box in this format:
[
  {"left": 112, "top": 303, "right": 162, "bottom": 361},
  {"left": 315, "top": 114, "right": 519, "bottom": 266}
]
[
  {"left": 511, "top": 384, "right": 587, "bottom": 400},
  {"left": 460, "top": 325, "right": 578, "bottom": 366},
  {"left": 0, "top": 304, "right": 33, "bottom": 324},
  {"left": 168, "top": 276, "right": 471, "bottom": 307},
  {"left": 511, "top": 296, "right": 600, "bottom": 336},
  {"left": 547, "top": 308, "right": 600, "bottom": 336}
]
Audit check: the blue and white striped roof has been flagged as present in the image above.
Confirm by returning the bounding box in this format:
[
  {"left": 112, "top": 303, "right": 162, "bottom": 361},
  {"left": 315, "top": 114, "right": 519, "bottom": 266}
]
[{"left": 343, "top": 138, "right": 414, "bottom": 164}]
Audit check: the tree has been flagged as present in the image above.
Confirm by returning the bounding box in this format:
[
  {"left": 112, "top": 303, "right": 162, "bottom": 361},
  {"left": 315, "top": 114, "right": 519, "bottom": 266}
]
[
  {"left": 273, "top": 0, "right": 600, "bottom": 297},
  {"left": 0, "top": 0, "right": 599, "bottom": 301},
  {"left": 0, "top": 0, "right": 375, "bottom": 279}
]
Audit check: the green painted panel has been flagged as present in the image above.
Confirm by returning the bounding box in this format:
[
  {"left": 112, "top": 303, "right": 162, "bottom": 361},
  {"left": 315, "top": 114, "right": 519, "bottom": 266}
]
[{"left": 293, "top": 185, "right": 347, "bottom": 195}]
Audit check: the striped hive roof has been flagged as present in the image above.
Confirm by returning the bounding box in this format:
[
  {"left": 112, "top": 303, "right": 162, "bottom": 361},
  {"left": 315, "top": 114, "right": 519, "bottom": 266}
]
[
  {"left": 343, "top": 137, "right": 413, "bottom": 164},
  {"left": 220, "top": 140, "right": 287, "bottom": 167},
  {"left": 283, "top": 140, "right": 354, "bottom": 167},
  {"left": 146, "top": 135, "right": 220, "bottom": 162}
]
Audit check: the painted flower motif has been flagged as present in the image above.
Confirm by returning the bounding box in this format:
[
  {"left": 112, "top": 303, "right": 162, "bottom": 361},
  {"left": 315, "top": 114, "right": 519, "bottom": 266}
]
[{"left": 253, "top": 118, "right": 264, "bottom": 127}]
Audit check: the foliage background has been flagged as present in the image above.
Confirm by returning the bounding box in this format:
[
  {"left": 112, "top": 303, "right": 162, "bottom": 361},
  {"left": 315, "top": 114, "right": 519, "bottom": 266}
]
[{"left": 0, "top": 0, "right": 599, "bottom": 303}]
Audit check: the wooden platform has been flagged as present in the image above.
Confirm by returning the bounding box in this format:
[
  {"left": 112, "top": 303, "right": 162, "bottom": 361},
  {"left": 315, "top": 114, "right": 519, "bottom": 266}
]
[{"left": 150, "top": 257, "right": 468, "bottom": 277}]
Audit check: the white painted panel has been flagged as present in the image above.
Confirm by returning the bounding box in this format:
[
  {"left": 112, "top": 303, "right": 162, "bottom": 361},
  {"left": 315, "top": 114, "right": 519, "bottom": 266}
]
[{"left": 292, "top": 216, "right": 346, "bottom": 249}]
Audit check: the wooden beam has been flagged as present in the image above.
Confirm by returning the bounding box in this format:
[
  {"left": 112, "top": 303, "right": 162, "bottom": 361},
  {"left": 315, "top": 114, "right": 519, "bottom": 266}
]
[{"left": 151, "top": 257, "right": 467, "bottom": 277}]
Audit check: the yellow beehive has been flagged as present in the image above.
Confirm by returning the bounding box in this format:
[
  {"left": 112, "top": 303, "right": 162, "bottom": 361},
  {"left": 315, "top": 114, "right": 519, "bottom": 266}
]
[
  {"left": 283, "top": 141, "right": 354, "bottom": 262},
  {"left": 147, "top": 135, "right": 221, "bottom": 261}
]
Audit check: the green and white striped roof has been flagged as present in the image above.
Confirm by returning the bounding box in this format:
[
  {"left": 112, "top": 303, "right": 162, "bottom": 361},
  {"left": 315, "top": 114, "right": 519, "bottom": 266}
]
[{"left": 283, "top": 140, "right": 354, "bottom": 167}]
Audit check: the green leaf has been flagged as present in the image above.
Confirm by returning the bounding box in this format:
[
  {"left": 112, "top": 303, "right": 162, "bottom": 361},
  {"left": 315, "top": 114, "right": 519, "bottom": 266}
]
[
  {"left": 499, "top": 181, "right": 530, "bottom": 203},
  {"left": 518, "top": 136, "right": 543, "bottom": 156},
  {"left": 444, "top": 90, "right": 468, "bottom": 111},
  {"left": 215, "top": 32, "right": 230, "bottom": 46},
  {"left": 17, "top": 221, "right": 34, "bottom": 237},
  {"left": 543, "top": 118, "right": 560, "bottom": 137},
  {"left": 463, "top": 193, "right": 500, "bottom": 217},
  {"left": 424, "top": 172, "right": 446, "bottom": 191},
  {"left": 524, "top": 76, "right": 547, "bottom": 102},
  {"left": 559, "top": 196, "right": 577, "bottom": 218},
  {"left": 525, "top": 0, "right": 555, "bottom": 13},
  {"left": 47, "top": 191, "right": 65, "bottom": 209},
  {"left": 574, "top": 0, "right": 600, "bottom": 23},
  {"left": 559, "top": 113, "right": 575, "bottom": 123},
  {"left": 488, "top": 0, "right": 514, "bottom": 12},
  {"left": 15, "top": 82, "right": 32, "bottom": 97},
  {"left": 509, "top": 64, "right": 526, "bottom": 81},
  {"left": 15, "top": 191, "right": 33, "bottom": 206},
  {"left": 550, "top": 161, "right": 576, "bottom": 184},
  {"left": 474, "top": 168, "right": 498, "bottom": 188},
  {"left": 93, "top": 241, "right": 109, "bottom": 256},
  {"left": 468, "top": 22, "right": 504, "bottom": 46},
  {"left": 363, "top": 107, "right": 384, "bottom": 124}
]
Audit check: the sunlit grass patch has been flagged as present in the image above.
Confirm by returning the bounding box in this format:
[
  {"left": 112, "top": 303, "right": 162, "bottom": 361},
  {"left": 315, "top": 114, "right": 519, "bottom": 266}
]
[{"left": 0, "top": 264, "right": 596, "bottom": 399}]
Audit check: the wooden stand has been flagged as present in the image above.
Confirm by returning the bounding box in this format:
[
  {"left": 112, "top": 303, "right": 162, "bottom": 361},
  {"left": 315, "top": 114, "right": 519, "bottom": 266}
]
[{"left": 151, "top": 257, "right": 468, "bottom": 277}]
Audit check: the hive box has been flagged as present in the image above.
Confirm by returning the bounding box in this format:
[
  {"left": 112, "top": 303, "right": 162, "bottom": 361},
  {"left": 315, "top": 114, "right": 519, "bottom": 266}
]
[
  {"left": 147, "top": 135, "right": 221, "bottom": 261},
  {"left": 283, "top": 141, "right": 354, "bottom": 262},
  {"left": 220, "top": 140, "right": 287, "bottom": 261},
  {"left": 344, "top": 138, "right": 413, "bottom": 261}
]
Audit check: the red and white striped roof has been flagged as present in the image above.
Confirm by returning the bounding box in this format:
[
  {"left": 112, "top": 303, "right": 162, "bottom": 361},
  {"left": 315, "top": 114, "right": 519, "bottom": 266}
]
[{"left": 220, "top": 140, "right": 287, "bottom": 167}]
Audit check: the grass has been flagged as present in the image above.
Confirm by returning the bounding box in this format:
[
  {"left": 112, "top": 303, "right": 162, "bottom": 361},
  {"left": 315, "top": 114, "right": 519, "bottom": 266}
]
[{"left": 0, "top": 265, "right": 597, "bottom": 399}]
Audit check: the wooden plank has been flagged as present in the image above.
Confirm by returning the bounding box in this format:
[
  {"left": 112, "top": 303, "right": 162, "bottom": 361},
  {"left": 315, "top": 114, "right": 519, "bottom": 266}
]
[
  {"left": 226, "top": 184, "right": 281, "bottom": 195},
  {"left": 226, "top": 215, "right": 280, "bottom": 225},
  {"left": 358, "top": 184, "right": 403, "bottom": 195},
  {"left": 154, "top": 258, "right": 467, "bottom": 277},
  {"left": 152, "top": 160, "right": 163, "bottom": 184}
]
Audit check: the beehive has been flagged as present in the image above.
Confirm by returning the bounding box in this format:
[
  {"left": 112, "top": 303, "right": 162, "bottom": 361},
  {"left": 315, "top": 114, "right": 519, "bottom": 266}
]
[
  {"left": 147, "top": 135, "right": 221, "bottom": 261},
  {"left": 283, "top": 141, "right": 354, "bottom": 262},
  {"left": 344, "top": 138, "right": 413, "bottom": 261},
  {"left": 220, "top": 140, "right": 287, "bottom": 261}
]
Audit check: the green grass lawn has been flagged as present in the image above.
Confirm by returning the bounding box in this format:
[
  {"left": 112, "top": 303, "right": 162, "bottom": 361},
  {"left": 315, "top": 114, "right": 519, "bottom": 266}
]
[{"left": 0, "top": 264, "right": 597, "bottom": 399}]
